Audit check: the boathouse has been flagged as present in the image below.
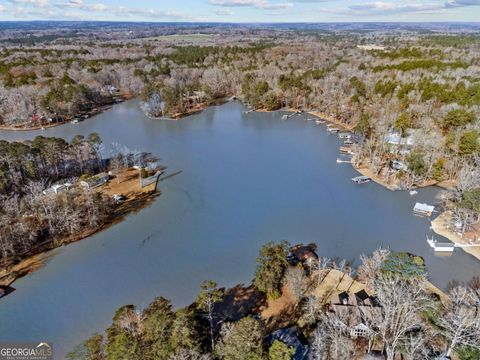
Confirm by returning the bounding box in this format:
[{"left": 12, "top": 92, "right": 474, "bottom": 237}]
[{"left": 413, "top": 203, "right": 435, "bottom": 217}]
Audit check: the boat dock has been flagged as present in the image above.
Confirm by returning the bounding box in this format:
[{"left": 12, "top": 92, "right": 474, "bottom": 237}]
[
  {"left": 352, "top": 176, "right": 371, "bottom": 184},
  {"left": 427, "top": 237, "right": 455, "bottom": 252},
  {"left": 426, "top": 236, "right": 480, "bottom": 253},
  {"left": 413, "top": 203, "right": 435, "bottom": 217},
  {"left": 340, "top": 146, "right": 354, "bottom": 155},
  {"left": 327, "top": 127, "right": 340, "bottom": 133}
]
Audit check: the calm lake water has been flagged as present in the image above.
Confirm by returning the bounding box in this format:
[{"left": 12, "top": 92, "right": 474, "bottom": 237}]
[{"left": 1, "top": 100, "right": 479, "bottom": 359}]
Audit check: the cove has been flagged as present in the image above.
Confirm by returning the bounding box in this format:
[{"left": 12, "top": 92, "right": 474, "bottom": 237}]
[{"left": 0, "top": 100, "right": 479, "bottom": 359}]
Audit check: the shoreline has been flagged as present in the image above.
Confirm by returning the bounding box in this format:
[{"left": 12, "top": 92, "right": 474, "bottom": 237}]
[
  {"left": 0, "top": 170, "right": 160, "bottom": 288},
  {"left": 431, "top": 211, "right": 480, "bottom": 262},
  {"left": 352, "top": 159, "right": 455, "bottom": 192},
  {"left": 306, "top": 110, "right": 355, "bottom": 132},
  {"left": 0, "top": 102, "right": 119, "bottom": 132}
]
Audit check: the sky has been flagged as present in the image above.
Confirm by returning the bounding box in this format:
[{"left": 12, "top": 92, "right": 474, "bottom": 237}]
[{"left": 0, "top": 0, "right": 479, "bottom": 23}]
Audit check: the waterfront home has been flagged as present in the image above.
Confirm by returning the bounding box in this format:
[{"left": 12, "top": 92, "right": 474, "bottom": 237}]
[
  {"left": 42, "top": 183, "right": 73, "bottom": 195},
  {"left": 329, "top": 290, "right": 377, "bottom": 339},
  {"left": 80, "top": 173, "right": 110, "bottom": 189},
  {"left": 390, "top": 160, "right": 408, "bottom": 171},
  {"left": 357, "top": 44, "right": 386, "bottom": 51},
  {"left": 413, "top": 203, "right": 435, "bottom": 217},
  {"left": 384, "top": 129, "right": 414, "bottom": 148},
  {"left": 290, "top": 244, "right": 319, "bottom": 266}
]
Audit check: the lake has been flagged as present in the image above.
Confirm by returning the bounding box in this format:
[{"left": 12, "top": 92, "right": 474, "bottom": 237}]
[{"left": 1, "top": 100, "right": 479, "bottom": 359}]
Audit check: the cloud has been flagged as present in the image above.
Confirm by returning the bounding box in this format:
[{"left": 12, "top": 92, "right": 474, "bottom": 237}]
[
  {"left": 112, "top": 6, "right": 196, "bottom": 20},
  {"left": 348, "top": 2, "right": 442, "bottom": 15},
  {"left": 88, "top": 3, "right": 107, "bottom": 11},
  {"left": 214, "top": 9, "right": 234, "bottom": 15},
  {"left": 445, "top": 0, "right": 480, "bottom": 7},
  {"left": 319, "top": 0, "right": 480, "bottom": 17},
  {"left": 208, "top": 0, "right": 292, "bottom": 10},
  {"left": 12, "top": 6, "right": 73, "bottom": 18},
  {"left": 0, "top": 4, "right": 7, "bottom": 12},
  {"left": 56, "top": 0, "right": 107, "bottom": 11},
  {"left": 8, "top": 0, "right": 49, "bottom": 7}
]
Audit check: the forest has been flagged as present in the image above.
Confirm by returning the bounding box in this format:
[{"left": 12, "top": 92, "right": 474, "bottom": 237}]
[
  {"left": 0, "top": 21, "right": 479, "bottom": 360},
  {"left": 1, "top": 23, "right": 478, "bottom": 233},
  {"left": 0, "top": 133, "right": 155, "bottom": 269},
  {"left": 66, "top": 241, "right": 480, "bottom": 360}
]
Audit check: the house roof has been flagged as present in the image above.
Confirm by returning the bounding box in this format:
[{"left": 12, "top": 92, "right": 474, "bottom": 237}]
[
  {"left": 413, "top": 203, "right": 434, "bottom": 213},
  {"left": 290, "top": 244, "right": 318, "bottom": 263},
  {"left": 267, "top": 328, "right": 309, "bottom": 360}
]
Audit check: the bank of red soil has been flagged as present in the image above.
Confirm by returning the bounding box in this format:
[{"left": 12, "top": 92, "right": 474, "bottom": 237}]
[{"left": 0, "top": 168, "right": 159, "bottom": 287}]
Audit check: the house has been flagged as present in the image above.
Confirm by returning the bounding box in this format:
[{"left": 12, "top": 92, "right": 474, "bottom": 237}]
[
  {"left": 42, "top": 183, "right": 73, "bottom": 195},
  {"left": 80, "top": 173, "right": 110, "bottom": 189},
  {"left": 357, "top": 45, "right": 386, "bottom": 51},
  {"left": 106, "top": 85, "right": 118, "bottom": 95},
  {"left": 32, "top": 114, "right": 45, "bottom": 124},
  {"left": 329, "top": 290, "right": 378, "bottom": 339},
  {"left": 267, "top": 328, "right": 309, "bottom": 360},
  {"left": 413, "top": 203, "right": 435, "bottom": 217},
  {"left": 384, "top": 129, "right": 414, "bottom": 147},
  {"left": 390, "top": 160, "right": 408, "bottom": 171},
  {"left": 289, "top": 244, "right": 318, "bottom": 266}
]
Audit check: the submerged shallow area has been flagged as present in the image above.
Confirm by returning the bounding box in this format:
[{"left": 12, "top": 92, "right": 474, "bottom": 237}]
[{"left": 0, "top": 100, "right": 479, "bottom": 359}]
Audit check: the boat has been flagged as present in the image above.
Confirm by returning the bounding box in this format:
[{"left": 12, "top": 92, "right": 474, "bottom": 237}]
[
  {"left": 336, "top": 158, "right": 352, "bottom": 164},
  {"left": 409, "top": 190, "right": 418, "bottom": 196},
  {"left": 352, "top": 176, "right": 371, "bottom": 184}
]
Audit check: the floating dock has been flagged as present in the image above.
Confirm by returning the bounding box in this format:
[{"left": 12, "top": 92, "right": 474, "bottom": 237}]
[
  {"left": 352, "top": 176, "right": 371, "bottom": 184},
  {"left": 327, "top": 127, "right": 340, "bottom": 133},
  {"left": 340, "top": 146, "right": 354, "bottom": 154}
]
